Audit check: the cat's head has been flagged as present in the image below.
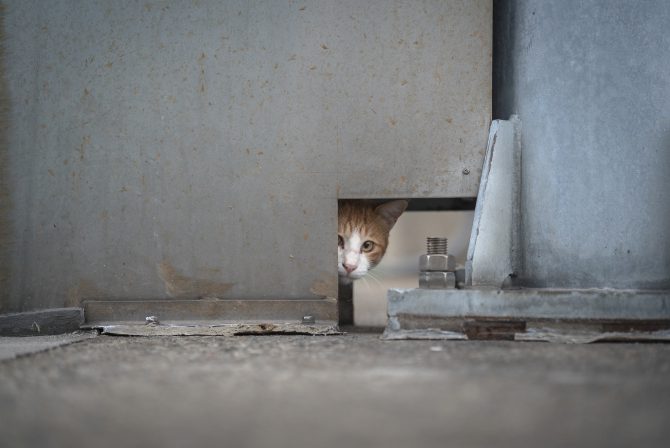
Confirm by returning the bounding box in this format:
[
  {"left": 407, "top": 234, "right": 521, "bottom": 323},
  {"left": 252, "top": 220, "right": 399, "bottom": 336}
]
[{"left": 338, "top": 200, "right": 408, "bottom": 283}]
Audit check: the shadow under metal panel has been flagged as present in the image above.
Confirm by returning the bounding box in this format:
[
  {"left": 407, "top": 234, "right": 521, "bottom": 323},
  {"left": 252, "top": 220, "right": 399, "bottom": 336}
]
[
  {"left": 83, "top": 299, "right": 340, "bottom": 335},
  {"left": 84, "top": 298, "right": 337, "bottom": 323}
]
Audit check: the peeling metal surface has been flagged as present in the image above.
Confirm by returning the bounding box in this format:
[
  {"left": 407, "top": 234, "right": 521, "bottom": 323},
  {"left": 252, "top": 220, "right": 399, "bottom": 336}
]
[{"left": 93, "top": 321, "right": 341, "bottom": 337}]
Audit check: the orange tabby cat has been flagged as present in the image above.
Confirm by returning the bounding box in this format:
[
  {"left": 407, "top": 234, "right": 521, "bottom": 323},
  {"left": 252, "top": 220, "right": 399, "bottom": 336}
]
[{"left": 337, "top": 200, "right": 408, "bottom": 284}]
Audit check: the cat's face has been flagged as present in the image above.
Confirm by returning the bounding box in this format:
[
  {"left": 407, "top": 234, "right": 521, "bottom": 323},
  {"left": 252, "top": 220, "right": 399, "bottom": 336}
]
[{"left": 337, "top": 200, "right": 408, "bottom": 283}]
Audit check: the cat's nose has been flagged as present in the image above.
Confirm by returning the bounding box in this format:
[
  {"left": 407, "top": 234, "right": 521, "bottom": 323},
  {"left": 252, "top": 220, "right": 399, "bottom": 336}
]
[{"left": 343, "top": 262, "right": 357, "bottom": 274}]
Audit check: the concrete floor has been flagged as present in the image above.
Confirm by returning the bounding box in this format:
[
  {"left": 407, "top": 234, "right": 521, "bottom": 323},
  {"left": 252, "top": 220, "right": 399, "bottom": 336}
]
[
  {"left": 0, "top": 333, "right": 96, "bottom": 361},
  {"left": 1, "top": 332, "right": 669, "bottom": 448}
]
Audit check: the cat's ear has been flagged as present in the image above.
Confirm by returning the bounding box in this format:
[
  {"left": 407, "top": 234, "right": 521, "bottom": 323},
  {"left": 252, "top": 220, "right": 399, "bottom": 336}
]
[{"left": 375, "top": 200, "right": 408, "bottom": 229}]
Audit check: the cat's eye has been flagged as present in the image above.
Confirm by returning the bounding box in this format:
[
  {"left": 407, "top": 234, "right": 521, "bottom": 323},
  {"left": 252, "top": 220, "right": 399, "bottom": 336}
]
[
  {"left": 338, "top": 235, "right": 344, "bottom": 248},
  {"left": 361, "top": 241, "right": 375, "bottom": 252}
]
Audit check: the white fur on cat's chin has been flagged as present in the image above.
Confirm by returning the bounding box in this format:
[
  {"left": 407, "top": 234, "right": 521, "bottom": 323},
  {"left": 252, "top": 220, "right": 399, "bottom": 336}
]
[
  {"left": 338, "top": 267, "right": 368, "bottom": 282},
  {"left": 338, "top": 230, "right": 371, "bottom": 282},
  {"left": 338, "top": 275, "right": 353, "bottom": 285}
]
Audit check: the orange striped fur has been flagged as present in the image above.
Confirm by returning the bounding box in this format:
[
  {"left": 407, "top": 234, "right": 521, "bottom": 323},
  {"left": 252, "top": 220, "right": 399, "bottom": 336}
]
[{"left": 337, "top": 200, "right": 408, "bottom": 283}]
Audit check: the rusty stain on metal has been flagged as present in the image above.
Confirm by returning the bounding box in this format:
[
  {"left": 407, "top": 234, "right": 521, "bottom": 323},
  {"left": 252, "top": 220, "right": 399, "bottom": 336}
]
[
  {"left": 462, "top": 319, "right": 526, "bottom": 341},
  {"left": 157, "top": 260, "right": 233, "bottom": 298},
  {"left": 197, "top": 52, "right": 207, "bottom": 94},
  {"left": 77, "top": 135, "right": 90, "bottom": 161},
  {"left": 309, "top": 274, "right": 337, "bottom": 298},
  {"left": 65, "top": 279, "right": 103, "bottom": 308}
]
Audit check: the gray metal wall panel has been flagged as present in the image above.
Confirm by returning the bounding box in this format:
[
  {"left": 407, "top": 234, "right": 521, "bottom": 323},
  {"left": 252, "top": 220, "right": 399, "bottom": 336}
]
[
  {"left": 494, "top": 0, "right": 670, "bottom": 289},
  {"left": 2, "top": 0, "right": 491, "bottom": 311}
]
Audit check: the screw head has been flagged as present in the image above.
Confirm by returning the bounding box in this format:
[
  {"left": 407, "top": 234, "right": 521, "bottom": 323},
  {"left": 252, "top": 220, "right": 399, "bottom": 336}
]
[{"left": 462, "top": 168, "right": 470, "bottom": 175}]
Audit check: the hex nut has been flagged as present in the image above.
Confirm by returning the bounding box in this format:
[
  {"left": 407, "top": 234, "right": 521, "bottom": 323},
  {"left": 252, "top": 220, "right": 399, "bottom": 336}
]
[
  {"left": 419, "top": 271, "right": 456, "bottom": 289},
  {"left": 419, "top": 254, "right": 456, "bottom": 272}
]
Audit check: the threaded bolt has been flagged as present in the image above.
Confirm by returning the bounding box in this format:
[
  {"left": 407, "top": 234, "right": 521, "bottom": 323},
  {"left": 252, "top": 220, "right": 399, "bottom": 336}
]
[{"left": 426, "top": 237, "right": 448, "bottom": 255}]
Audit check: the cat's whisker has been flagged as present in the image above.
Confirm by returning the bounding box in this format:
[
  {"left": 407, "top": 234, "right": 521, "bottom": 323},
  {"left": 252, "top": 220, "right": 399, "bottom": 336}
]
[
  {"left": 368, "top": 268, "right": 388, "bottom": 279},
  {"left": 367, "top": 270, "right": 383, "bottom": 282},
  {"left": 365, "top": 271, "right": 384, "bottom": 289}
]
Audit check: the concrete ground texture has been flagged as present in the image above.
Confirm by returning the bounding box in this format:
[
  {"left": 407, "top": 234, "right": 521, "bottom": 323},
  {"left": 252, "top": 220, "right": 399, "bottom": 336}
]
[{"left": 1, "top": 332, "right": 669, "bottom": 448}]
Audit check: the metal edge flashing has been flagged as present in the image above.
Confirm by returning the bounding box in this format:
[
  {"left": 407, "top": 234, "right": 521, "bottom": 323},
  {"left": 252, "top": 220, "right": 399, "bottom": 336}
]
[{"left": 0, "top": 308, "right": 84, "bottom": 336}]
